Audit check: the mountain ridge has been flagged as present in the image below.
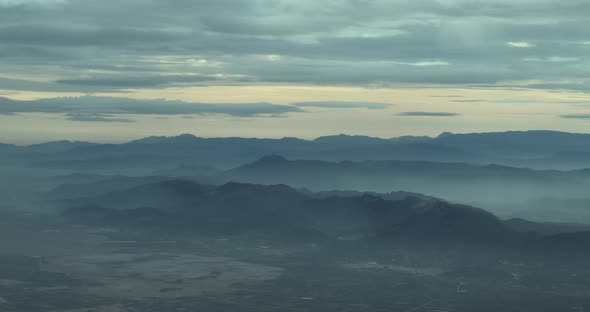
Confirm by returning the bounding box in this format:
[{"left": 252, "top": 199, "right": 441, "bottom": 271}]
[
  {"left": 6, "top": 130, "right": 590, "bottom": 169},
  {"left": 61, "top": 179, "right": 517, "bottom": 244}
]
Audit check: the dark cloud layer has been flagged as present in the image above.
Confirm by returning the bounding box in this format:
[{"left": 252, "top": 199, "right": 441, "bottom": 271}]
[
  {"left": 0, "top": 25, "right": 185, "bottom": 46},
  {"left": 65, "top": 113, "right": 133, "bottom": 122},
  {"left": 56, "top": 75, "right": 217, "bottom": 88},
  {"left": 0, "top": 96, "right": 302, "bottom": 117},
  {"left": 525, "top": 82, "right": 590, "bottom": 93},
  {"left": 398, "top": 112, "right": 461, "bottom": 117},
  {"left": 294, "top": 101, "right": 391, "bottom": 109},
  {"left": 560, "top": 114, "right": 590, "bottom": 120},
  {"left": 1, "top": 0, "right": 590, "bottom": 92}
]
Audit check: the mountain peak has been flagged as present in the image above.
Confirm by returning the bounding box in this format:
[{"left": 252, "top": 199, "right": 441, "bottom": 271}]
[
  {"left": 175, "top": 133, "right": 197, "bottom": 139},
  {"left": 313, "top": 134, "right": 387, "bottom": 145},
  {"left": 437, "top": 132, "right": 455, "bottom": 138},
  {"left": 167, "top": 133, "right": 199, "bottom": 143},
  {"left": 131, "top": 133, "right": 199, "bottom": 144}
]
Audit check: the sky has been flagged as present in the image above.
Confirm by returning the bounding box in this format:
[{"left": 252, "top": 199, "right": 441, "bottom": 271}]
[{"left": 1, "top": 0, "right": 590, "bottom": 143}]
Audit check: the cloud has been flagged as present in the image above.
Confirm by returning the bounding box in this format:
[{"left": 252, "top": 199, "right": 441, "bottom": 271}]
[
  {"left": 398, "top": 111, "right": 461, "bottom": 117},
  {"left": 1, "top": 0, "right": 590, "bottom": 90},
  {"left": 523, "top": 82, "right": 590, "bottom": 93},
  {"left": 494, "top": 98, "right": 590, "bottom": 104},
  {"left": 494, "top": 99, "right": 547, "bottom": 104},
  {"left": 0, "top": 25, "right": 186, "bottom": 46},
  {"left": 0, "top": 96, "right": 302, "bottom": 117},
  {"left": 0, "top": 0, "right": 66, "bottom": 8},
  {"left": 56, "top": 75, "right": 217, "bottom": 88},
  {"left": 560, "top": 114, "right": 590, "bottom": 119},
  {"left": 506, "top": 41, "right": 535, "bottom": 48},
  {"left": 293, "top": 101, "right": 391, "bottom": 109},
  {"left": 524, "top": 56, "right": 580, "bottom": 63},
  {"left": 65, "top": 113, "right": 133, "bottom": 122}
]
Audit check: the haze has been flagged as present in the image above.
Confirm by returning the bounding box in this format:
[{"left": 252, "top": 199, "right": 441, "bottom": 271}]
[{"left": 2, "top": 1, "right": 590, "bottom": 312}]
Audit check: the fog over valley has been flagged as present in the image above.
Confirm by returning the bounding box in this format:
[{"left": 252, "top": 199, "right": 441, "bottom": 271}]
[
  {"left": 2, "top": 131, "right": 590, "bottom": 311},
  {"left": 2, "top": 0, "right": 590, "bottom": 311}
]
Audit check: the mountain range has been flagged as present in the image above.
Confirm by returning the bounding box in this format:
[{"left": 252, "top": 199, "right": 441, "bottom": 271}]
[
  {"left": 60, "top": 179, "right": 516, "bottom": 243},
  {"left": 6, "top": 130, "right": 590, "bottom": 171},
  {"left": 6, "top": 130, "right": 590, "bottom": 225},
  {"left": 57, "top": 179, "right": 590, "bottom": 258},
  {"left": 226, "top": 155, "right": 590, "bottom": 222}
]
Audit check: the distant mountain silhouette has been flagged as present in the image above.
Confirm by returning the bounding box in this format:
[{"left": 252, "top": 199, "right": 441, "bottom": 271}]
[
  {"left": 309, "top": 189, "right": 437, "bottom": 202},
  {"left": 434, "top": 130, "right": 590, "bottom": 158},
  {"left": 503, "top": 218, "right": 590, "bottom": 236},
  {"left": 0, "top": 143, "right": 17, "bottom": 151},
  {"left": 25, "top": 140, "right": 98, "bottom": 153},
  {"left": 228, "top": 156, "right": 590, "bottom": 204},
  {"left": 7, "top": 130, "right": 590, "bottom": 170}
]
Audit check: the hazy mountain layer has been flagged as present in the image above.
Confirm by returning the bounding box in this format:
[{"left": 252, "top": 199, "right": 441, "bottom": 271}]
[
  {"left": 59, "top": 180, "right": 515, "bottom": 243},
  {"left": 227, "top": 156, "right": 590, "bottom": 222},
  {"left": 6, "top": 130, "right": 590, "bottom": 170}
]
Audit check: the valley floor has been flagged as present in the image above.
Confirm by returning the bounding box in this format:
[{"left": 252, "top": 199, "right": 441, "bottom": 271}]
[{"left": 1, "top": 215, "right": 589, "bottom": 312}]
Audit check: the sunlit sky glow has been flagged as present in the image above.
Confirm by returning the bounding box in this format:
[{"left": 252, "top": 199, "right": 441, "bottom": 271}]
[{"left": 1, "top": 0, "right": 590, "bottom": 143}]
